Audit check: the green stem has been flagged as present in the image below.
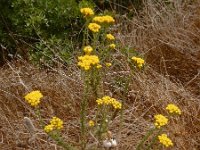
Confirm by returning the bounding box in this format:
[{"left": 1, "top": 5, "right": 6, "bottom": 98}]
[
  {"left": 35, "top": 108, "right": 44, "bottom": 127},
  {"left": 136, "top": 128, "right": 156, "bottom": 150},
  {"left": 118, "top": 76, "right": 130, "bottom": 138},
  {"left": 80, "top": 71, "right": 89, "bottom": 150},
  {"left": 146, "top": 128, "right": 163, "bottom": 150},
  {"left": 50, "top": 132, "right": 75, "bottom": 150}
]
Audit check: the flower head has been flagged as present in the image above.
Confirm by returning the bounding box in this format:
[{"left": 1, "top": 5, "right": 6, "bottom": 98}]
[
  {"left": 96, "top": 96, "right": 122, "bottom": 109},
  {"left": 158, "top": 134, "right": 173, "bottom": 147},
  {"left": 93, "top": 15, "right": 115, "bottom": 24},
  {"left": 50, "top": 117, "right": 64, "bottom": 130},
  {"left": 83, "top": 46, "right": 93, "bottom": 55},
  {"left": 24, "top": 90, "right": 43, "bottom": 107},
  {"left": 44, "top": 117, "right": 64, "bottom": 133},
  {"left": 166, "top": 104, "right": 181, "bottom": 115},
  {"left": 88, "top": 120, "right": 95, "bottom": 127},
  {"left": 44, "top": 124, "right": 54, "bottom": 133},
  {"left": 88, "top": 23, "right": 101, "bottom": 33},
  {"left": 78, "top": 55, "right": 100, "bottom": 71},
  {"left": 154, "top": 114, "right": 168, "bottom": 128},
  {"left": 106, "top": 34, "right": 115, "bottom": 41},
  {"left": 109, "top": 44, "right": 116, "bottom": 49},
  {"left": 80, "top": 8, "right": 94, "bottom": 17},
  {"left": 96, "top": 64, "right": 102, "bottom": 69},
  {"left": 106, "top": 63, "right": 112, "bottom": 67},
  {"left": 131, "top": 56, "right": 145, "bottom": 69}
]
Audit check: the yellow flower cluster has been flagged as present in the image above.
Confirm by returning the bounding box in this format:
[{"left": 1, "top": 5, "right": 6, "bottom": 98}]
[
  {"left": 96, "top": 64, "right": 102, "bottom": 69},
  {"left": 106, "top": 63, "right": 112, "bottom": 67},
  {"left": 78, "top": 55, "right": 100, "bottom": 71},
  {"left": 44, "top": 117, "right": 64, "bottom": 133},
  {"left": 83, "top": 46, "right": 93, "bottom": 55},
  {"left": 96, "top": 96, "right": 122, "bottom": 109},
  {"left": 24, "top": 90, "right": 43, "bottom": 107},
  {"left": 106, "top": 34, "right": 115, "bottom": 41},
  {"left": 154, "top": 114, "right": 168, "bottom": 128},
  {"left": 88, "top": 23, "right": 101, "bottom": 33},
  {"left": 80, "top": 8, "right": 94, "bottom": 17},
  {"left": 109, "top": 44, "right": 116, "bottom": 49},
  {"left": 88, "top": 120, "right": 95, "bottom": 127},
  {"left": 166, "top": 104, "right": 181, "bottom": 115},
  {"left": 93, "top": 15, "right": 115, "bottom": 24},
  {"left": 131, "top": 56, "right": 145, "bottom": 68},
  {"left": 158, "top": 134, "right": 173, "bottom": 147}
]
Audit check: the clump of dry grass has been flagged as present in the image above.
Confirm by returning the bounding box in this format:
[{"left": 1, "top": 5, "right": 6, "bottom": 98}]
[
  {"left": 118, "top": 0, "right": 200, "bottom": 96},
  {"left": 0, "top": 1, "right": 200, "bottom": 149},
  {"left": 0, "top": 59, "right": 199, "bottom": 149}
]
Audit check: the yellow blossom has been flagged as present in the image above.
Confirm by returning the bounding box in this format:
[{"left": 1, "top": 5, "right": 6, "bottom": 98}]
[
  {"left": 106, "top": 63, "right": 112, "bottom": 67},
  {"left": 44, "top": 124, "right": 54, "bottom": 133},
  {"left": 50, "top": 117, "right": 64, "bottom": 130},
  {"left": 88, "top": 23, "right": 101, "bottom": 33},
  {"left": 24, "top": 90, "right": 43, "bottom": 107},
  {"left": 154, "top": 114, "right": 168, "bottom": 128},
  {"left": 44, "top": 117, "right": 64, "bottom": 133},
  {"left": 131, "top": 56, "right": 145, "bottom": 69},
  {"left": 83, "top": 46, "right": 93, "bottom": 54},
  {"left": 158, "top": 134, "right": 173, "bottom": 147},
  {"left": 109, "top": 44, "right": 116, "bottom": 49},
  {"left": 96, "top": 96, "right": 122, "bottom": 109},
  {"left": 93, "top": 15, "right": 115, "bottom": 24},
  {"left": 80, "top": 8, "right": 94, "bottom": 17},
  {"left": 78, "top": 55, "right": 100, "bottom": 71},
  {"left": 106, "top": 34, "right": 115, "bottom": 41},
  {"left": 166, "top": 104, "right": 181, "bottom": 115},
  {"left": 96, "top": 64, "right": 102, "bottom": 69},
  {"left": 88, "top": 120, "right": 95, "bottom": 127}
]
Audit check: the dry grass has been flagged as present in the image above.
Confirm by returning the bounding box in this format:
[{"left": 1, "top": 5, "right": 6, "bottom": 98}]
[
  {"left": 118, "top": 0, "right": 200, "bottom": 96},
  {"left": 0, "top": 0, "right": 200, "bottom": 150}
]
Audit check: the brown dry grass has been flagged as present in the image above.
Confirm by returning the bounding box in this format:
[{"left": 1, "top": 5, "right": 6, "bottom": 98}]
[{"left": 0, "top": 0, "right": 200, "bottom": 150}]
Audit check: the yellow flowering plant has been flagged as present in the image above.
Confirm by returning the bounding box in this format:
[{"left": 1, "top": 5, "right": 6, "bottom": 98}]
[
  {"left": 78, "top": 54, "right": 100, "bottom": 71},
  {"left": 88, "top": 23, "right": 101, "bottom": 33},
  {"left": 88, "top": 120, "right": 95, "bottom": 127},
  {"left": 105, "top": 63, "right": 112, "bottom": 67},
  {"left": 137, "top": 104, "right": 181, "bottom": 149},
  {"left": 83, "top": 45, "right": 93, "bottom": 55},
  {"left": 78, "top": 6, "right": 121, "bottom": 150},
  {"left": 80, "top": 8, "right": 94, "bottom": 17},
  {"left": 158, "top": 134, "right": 173, "bottom": 148},
  {"left": 131, "top": 56, "right": 145, "bottom": 69},
  {"left": 154, "top": 114, "right": 168, "bottom": 129},
  {"left": 43, "top": 117, "right": 74, "bottom": 149},
  {"left": 44, "top": 117, "right": 64, "bottom": 133},
  {"left": 109, "top": 43, "right": 116, "bottom": 49},
  {"left": 166, "top": 103, "right": 181, "bottom": 115},
  {"left": 24, "top": 90, "right": 43, "bottom": 107},
  {"left": 95, "top": 96, "right": 122, "bottom": 138},
  {"left": 93, "top": 15, "right": 115, "bottom": 24},
  {"left": 106, "top": 34, "right": 115, "bottom": 41},
  {"left": 24, "top": 90, "right": 73, "bottom": 149}
]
